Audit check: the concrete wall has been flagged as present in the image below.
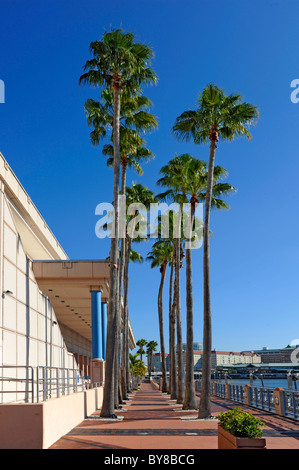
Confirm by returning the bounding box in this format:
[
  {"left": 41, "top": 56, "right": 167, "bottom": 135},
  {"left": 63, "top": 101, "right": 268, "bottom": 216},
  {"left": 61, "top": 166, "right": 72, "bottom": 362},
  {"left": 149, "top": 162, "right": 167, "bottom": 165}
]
[
  {"left": 0, "top": 386, "right": 104, "bottom": 449},
  {"left": 0, "top": 184, "right": 92, "bottom": 403}
]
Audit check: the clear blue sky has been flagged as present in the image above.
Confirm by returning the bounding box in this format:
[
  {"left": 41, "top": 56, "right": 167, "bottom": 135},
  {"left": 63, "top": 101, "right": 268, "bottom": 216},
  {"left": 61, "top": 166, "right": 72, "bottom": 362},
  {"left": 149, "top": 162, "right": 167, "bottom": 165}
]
[{"left": 1, "top": 0, "right": 298, "bottom": 353}]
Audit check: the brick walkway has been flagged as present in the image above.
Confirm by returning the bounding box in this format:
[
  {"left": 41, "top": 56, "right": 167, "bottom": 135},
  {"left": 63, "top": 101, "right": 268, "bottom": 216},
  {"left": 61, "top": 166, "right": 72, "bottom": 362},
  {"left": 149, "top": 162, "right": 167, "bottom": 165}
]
[{"left": 49, "top": 381, "right": 299, "bottom": 449}]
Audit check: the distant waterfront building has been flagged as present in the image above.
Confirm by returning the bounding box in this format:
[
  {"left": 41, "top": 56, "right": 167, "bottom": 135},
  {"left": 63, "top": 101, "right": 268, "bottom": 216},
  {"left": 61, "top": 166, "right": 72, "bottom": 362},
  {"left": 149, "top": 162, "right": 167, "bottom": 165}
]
[
  {"left": 182, "top": 342, "right": 202, "bottom": 351},
  {"left": 191, "top": 350, "right": 261, "bottom": 371},
  {"left": 216, "top": 363, "right": 299, "bottom": 376},
  {"left": 242, "top": 345, "right": 299, "bottom": 364},
  {"left": 152, "top": 349, "right": 260, "bottom": 373},
  {"left": 150, "top": 352, "right": 169, "bottom": 373}
]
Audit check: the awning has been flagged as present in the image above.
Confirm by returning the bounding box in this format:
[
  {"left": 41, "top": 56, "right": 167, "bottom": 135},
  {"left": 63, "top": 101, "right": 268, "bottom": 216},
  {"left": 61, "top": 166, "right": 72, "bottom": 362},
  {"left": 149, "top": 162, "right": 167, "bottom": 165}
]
[{"left": 32, "top": 259, "right": 136, "bottom": 349}]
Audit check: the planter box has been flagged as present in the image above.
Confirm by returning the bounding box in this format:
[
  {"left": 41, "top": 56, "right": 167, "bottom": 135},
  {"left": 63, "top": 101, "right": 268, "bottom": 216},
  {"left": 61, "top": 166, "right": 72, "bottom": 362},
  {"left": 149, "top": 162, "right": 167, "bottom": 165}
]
[{"left": 218, "top": 425, "right": 266, "bottom": 449}]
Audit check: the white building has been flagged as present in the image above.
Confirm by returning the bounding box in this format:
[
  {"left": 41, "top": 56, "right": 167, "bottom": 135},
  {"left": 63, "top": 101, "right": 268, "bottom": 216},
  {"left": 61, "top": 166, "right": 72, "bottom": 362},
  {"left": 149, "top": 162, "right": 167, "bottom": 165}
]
[
  {"left": 0, "top": 152, "right": 135, "bottom": 448},
  {"left": 192, "top": 350, "right": 261, "bottom": 371}
]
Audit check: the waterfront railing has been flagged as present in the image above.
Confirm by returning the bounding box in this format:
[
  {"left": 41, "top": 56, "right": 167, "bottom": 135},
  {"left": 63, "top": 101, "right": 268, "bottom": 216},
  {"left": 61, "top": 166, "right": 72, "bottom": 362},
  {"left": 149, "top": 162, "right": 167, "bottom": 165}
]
[{"left": 209, "top": 380, "right": 299, "bottom": 421}]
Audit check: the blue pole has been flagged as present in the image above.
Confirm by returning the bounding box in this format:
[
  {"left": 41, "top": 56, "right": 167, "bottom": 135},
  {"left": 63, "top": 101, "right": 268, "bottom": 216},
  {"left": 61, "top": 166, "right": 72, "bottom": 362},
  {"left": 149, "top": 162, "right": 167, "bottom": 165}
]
[
  {"left": 91, "top": 290, "right": 102, "bottom": 360},
  {"left": 101, "top": 302, "right": 107, "bottom": 361}
]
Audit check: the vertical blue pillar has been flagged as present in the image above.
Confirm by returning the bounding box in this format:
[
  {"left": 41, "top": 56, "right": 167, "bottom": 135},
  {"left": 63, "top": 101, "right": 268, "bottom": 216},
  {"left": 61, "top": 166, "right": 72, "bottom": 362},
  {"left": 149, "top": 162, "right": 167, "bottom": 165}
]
[
  {"left": 91, "top": 290, "right": 102, "bottom": 360},
  {"left": 101, "top": 301, "right": 108, "bottom": 361}
]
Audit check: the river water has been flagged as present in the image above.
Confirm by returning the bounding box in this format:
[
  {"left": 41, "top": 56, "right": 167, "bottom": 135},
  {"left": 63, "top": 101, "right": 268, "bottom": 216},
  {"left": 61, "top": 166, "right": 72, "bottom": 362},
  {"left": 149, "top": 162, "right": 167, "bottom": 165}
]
[{"left": 214, "top": 378, "right": 296, "bottom": 390}]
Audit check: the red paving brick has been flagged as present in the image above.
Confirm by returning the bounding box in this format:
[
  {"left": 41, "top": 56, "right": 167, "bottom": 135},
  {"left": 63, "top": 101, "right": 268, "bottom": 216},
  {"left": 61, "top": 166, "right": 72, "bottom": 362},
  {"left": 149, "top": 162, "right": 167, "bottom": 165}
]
[{"left": 49, "top": 381, "right": 299, "bottom": 450}]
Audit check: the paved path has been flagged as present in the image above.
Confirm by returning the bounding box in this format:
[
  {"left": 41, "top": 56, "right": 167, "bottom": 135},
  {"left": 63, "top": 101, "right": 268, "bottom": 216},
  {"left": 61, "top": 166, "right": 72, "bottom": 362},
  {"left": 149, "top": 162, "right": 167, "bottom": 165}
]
[{"left": 49, "top": 381, "right": 299, "bottom": 449}]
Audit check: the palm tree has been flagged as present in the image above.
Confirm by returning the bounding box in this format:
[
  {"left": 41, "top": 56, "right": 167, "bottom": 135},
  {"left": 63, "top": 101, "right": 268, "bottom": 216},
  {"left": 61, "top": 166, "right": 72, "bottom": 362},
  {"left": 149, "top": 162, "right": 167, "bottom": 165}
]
[
  {"left": 84, "top": 90, "right": 157, "bottom": 195},
  {"left": 157, "top": 156, "right": 191, "bottom": 403},
  {"left": 146, "top": 340, "right": 158, "bottom": 378},
  {"left": 172, "top": 84, "right": 259, "bottom": 418},
  {"left": 103, "top": 127, "right": 155, "bottom": 406},
  {"left": 183, "top": 157, "right": 235, "bottom": 410},
  {"left": 91, "top": 96, "right": 156, "bottom": 409},
  {"left": 129, "top": 353, "right": 146, "bottom": 388},
  {"left": 168, "top": 239, "right": 176, "bottom": 399},
  {"left": 136, "top": 339, "right": 148, "bottom": 363},
  {"left": 147, "top": 240, "right": 173, "bottom": 392},
  {"left": 120, "top": 246, "right": 143, "bottom": 399},
  {"left": 152, "top": 211, "right": 178, "bottom": 400},
  {"left": 80, "top": 27, "right": 157, "bottom": 418},
  {"left": 121, "top": 183, "right": 157, "bottom": 398},
  {"left": 84, "top": 89, "right": 157, "bottom": 147}
]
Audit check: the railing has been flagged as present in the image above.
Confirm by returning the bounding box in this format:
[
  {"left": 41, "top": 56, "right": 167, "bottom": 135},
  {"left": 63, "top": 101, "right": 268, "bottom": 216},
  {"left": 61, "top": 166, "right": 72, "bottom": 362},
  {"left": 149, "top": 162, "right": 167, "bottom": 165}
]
[
  {"left": 249, "top": 386, "right": 275, "bottom": 413},
  {"left": 0, "top": 366, "right": 35, "bottom": 404},
  {"left": 228, "top": 383, "right": 245, "bottom": 404},
  {"left": 0, "top": 366, "right": 104, "bottom": 404},
  {"left": 282, "top": 390, "right": 299, "bottom": 420},
  {"left": 211, "top": 381, "right": 299, "bottom": 421},
  {"left": 36, "top": 366, "right": 86, "bottom": 402},
  {"left": 214, "top": 381, "right": 226, "bottom": 399}
]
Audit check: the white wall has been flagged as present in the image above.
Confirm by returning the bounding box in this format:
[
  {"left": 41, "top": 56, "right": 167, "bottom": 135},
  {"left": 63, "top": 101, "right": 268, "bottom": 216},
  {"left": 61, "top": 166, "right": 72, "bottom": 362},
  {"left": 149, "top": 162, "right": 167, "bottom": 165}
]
[{"left": 0, "top": 187, "right": 92, "bottom": 403}]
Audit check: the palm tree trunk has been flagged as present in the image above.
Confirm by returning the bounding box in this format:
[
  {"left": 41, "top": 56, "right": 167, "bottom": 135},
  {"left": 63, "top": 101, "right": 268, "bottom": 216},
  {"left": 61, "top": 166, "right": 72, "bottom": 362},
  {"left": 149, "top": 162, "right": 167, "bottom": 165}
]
[
  {"left": 168, "top": 248, "right": 174, "bottom": 394},
  {"left": 183, "top": 200, "right": 197, "bottom": 410},
  {"left": 119, "top": 161, "right": 127, "bottom": 401},
  {"left": 148, "top": 352, "right": 152, "bottom": 378},
  {"left": 176, "top": 231, "right": 184, "bottom": 404},
  {"left": 169, "top": 247, "right": 177, "bottom": 399},
  {"left": 120, "top": 237, "right": 130, "bottom": 400},
  {"left": 198, "top": 128, "right": 218, "bottom": 419},
  {"left": 158, "top": 262, "right": 168, "bottom": 393},
  {"left": 123, "top": 236, "right": 132, "bottom": 394},
  {"left": 101, "top": 77, "right": 121, "bottom": 418}
]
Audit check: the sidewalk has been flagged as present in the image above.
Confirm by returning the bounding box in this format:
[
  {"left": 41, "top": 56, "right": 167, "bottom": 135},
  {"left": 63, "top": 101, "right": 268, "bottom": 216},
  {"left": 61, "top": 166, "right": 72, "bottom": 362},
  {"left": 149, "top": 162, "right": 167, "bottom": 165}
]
[{"left": 49, "top": 381, "right": 299, "bottom": 449}]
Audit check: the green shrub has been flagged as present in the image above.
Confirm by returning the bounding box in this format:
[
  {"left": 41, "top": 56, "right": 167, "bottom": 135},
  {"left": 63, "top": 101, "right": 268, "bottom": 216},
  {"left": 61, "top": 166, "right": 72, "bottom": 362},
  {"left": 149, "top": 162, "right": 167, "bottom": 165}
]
[{"left": 218, "top": 407, "right": 265, "bottom": 438}]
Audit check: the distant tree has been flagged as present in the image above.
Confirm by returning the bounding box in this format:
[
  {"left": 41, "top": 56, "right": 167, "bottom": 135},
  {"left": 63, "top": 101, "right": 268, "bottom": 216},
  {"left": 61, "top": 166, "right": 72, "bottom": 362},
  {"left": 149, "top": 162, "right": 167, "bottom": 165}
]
[
  {"left": 129, "top": 353, "right": 147, "bottom": 388},
  {"left": 146, "top": 341, "right": 158, "bottom": 378},
  {"left": 136, "top": 339, "right": 148, "bottom": 363}
]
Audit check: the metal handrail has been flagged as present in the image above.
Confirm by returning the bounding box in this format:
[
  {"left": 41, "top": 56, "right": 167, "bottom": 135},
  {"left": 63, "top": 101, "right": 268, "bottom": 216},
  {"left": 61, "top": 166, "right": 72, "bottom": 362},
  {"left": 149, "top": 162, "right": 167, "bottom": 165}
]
[
  {"left": 0, "top": 366, "right": 34, "bottom": 403},
  {"left": 212, "top": 381, "right": 298, "bottom": 420},
  {"left": 282, "top": 389, "right": 299, "bottom": 419},
  {"left": 0, "top": 365, "right": 103, "bottom": 404},
  {"left": 36, "top": 366, "right": 85, "bottom": 402}
]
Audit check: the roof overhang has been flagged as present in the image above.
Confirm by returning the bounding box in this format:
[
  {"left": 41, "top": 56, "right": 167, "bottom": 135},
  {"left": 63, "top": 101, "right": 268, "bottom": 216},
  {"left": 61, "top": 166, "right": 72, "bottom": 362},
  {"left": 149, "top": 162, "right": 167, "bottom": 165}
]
[
  {"left": 33, "top": 260, "right": 109, "bottom": 341},
  {"left": 32, "top": 260, "right": 136, "bottom": 349}
]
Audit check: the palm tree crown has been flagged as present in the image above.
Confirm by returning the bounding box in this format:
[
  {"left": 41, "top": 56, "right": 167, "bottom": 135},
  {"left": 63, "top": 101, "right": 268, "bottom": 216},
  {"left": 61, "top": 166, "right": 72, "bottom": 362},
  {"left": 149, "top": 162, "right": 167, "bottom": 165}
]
[
  {"left": 172, "top": 83, "right": 259, "bottom": 144},
  {"left": 79, "top": 28, "right": 157, "bottom": 91}
]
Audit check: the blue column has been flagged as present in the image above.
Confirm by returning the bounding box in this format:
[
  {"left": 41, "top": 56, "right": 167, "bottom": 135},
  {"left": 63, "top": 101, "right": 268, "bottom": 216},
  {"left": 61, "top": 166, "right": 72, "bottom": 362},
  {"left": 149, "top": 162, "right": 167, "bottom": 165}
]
[
  {"left": 101, "top": 301, "right": 108, "bottom": 361},
  {"left": 91, "top": 290, "right": 102, "bottom": 360}
]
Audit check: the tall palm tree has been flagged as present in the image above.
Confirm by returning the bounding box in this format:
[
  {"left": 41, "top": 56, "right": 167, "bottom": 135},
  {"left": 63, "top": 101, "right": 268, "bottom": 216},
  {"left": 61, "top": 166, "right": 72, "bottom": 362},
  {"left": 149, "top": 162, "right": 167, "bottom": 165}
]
[
  {"left": 80, "top": 28, "right": 157, "bottom": 418},
  {"left": 136, "top": 339, "right": 148, "bottom": 363},
  {"left": 182, "top": 157, "right": 235, "bottom": 410},
  {"left": 146, "top": 340, "right": 158, "bottom": 378},
  {"left": 120, "top": 246, "right": 143, "bottom": 400},
  {"left": 84, "top": 89, "right": 157, "bottom": 147},
  {"left": 147, "top": 240, "right": 173, "bottom": 392},
  {"left": 172, "top": 84, "right": 259, "bottom": 418},
  {"left": 94, "top": 98, "right": 156, "bottom": 409},
  {"left": 83, "top": 85, "right": 157, "bottom": 410},
  {"left": 157, "top": 156, "right": 190, "bottom": 403},
  {"left": 104, "top": 131, "right": 155, "bottom": 406},
  {"left": 121, "top": 183, "right": 157, "bottom": 398},
  {"left": 85, "top": 89, "right": 157, "bottom": 195},
  {"left": 153, "top": 211, "right": 178, "bottom": 400},
  {"left": 168, "top": 241, "right": 176, "bottom": 399}
]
